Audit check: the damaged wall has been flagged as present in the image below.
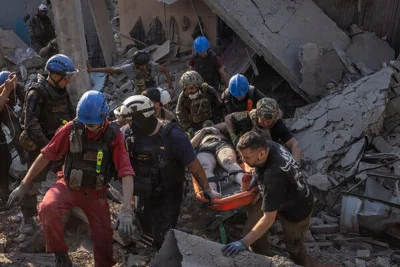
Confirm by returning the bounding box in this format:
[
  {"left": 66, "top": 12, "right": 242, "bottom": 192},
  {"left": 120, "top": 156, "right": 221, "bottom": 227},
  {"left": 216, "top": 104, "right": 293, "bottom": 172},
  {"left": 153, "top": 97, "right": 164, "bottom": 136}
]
[
  {"left": 287, "top": 68, "right": 393, "bottom": 178},
  {"left": 118, "top": 0, "right": 217, "bottom": 51},
  {"left": 313, "top": 0, "right": 400, "bottom": 53},
  {"left": 203, "top": 0, "right": 350, "bottom": 101}
]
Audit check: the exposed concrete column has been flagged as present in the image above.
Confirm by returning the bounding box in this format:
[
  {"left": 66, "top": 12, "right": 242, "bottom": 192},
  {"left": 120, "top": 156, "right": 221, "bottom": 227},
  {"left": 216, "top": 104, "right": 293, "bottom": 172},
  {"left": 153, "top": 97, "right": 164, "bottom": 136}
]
[
  {"left": 51, "top": 0, "right": 90, "bottom": 106},
  {"left": 87, "top": 0, "right": 118, "bottom": 67}
]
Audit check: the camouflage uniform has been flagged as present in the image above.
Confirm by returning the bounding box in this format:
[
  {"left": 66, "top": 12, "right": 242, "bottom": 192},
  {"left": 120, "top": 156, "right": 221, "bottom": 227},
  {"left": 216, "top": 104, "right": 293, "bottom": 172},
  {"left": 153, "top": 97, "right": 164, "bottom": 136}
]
[
  {"left": 176, "top": 71, "right": 221, "bottom": 131},
  {"left": 27, "top": 14, "right": 56, "bottom": 52}
]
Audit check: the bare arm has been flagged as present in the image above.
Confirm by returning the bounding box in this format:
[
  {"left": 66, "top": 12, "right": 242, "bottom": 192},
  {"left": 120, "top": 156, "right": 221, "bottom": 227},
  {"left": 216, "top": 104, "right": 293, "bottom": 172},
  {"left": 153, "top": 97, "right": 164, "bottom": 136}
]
[
  {"left": 0, "top": 73, "right": 16, "bottom": 111},
  {"left": 21, "top": 154, "right": 51, "bottom": 186},
  {"left": 242, "top": 211, "right": 277, "bottom": 246},
  {"left": 121, "top": 175, "right": 134, "bottom": 210},
  {"left": 224, "top": 113, "right": 237, "bottom": 141},
  {"left": 213, "top": 122, "right": 228, "bottom": 134},
  {"left": 187, "top": 158, "right": 211, "bottom": 192},
  {"left": 87, "top": 61, "right": 122, "bottom": 75},
  {"left": 285, "top": 137, "right": 301, "bottom": 163},
  {"left": 190, "top": 129, "right": 208, "bottom": 149},
  {"left": 158, "top": 65, "right": 175, "bottom": 98},
  {"left": 218, "top": 68, "right": 229, "bottom": 89}
]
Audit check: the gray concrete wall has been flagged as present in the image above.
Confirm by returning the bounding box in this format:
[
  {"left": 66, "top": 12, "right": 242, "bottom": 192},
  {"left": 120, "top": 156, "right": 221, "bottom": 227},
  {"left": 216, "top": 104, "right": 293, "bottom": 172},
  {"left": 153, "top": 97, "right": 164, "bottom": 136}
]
[{"left": 0, "top": 0, "right": 29, "bottom": 44}]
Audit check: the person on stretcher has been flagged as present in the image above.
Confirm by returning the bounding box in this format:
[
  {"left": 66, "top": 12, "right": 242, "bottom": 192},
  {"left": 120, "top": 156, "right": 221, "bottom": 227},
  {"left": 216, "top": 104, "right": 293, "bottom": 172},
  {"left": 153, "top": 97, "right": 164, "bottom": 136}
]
[{"left": 190, "top": 120, "right": 244, "bottom": 192}]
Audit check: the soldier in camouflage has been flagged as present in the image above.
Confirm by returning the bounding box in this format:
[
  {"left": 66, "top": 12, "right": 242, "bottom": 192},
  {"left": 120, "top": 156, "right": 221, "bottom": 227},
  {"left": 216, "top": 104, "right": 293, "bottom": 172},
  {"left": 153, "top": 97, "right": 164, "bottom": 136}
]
[
  {"left": 225, "top": 97, "right": 301, "bottom": 162},
  {"left": 26, "top": 4, "right": 56, "bottom": 53},
  {"left": 176, "top": 71, "right": 222, "bottom": 136}
]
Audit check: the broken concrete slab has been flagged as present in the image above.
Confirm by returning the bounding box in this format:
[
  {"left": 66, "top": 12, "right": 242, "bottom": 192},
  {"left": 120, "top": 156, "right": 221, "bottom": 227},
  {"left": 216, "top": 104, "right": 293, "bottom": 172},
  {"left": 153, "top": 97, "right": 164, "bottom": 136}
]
[
  {"left": 202, "top": 0, "right": 350, "bottom": 101},
  {"left": 310, "top": 224, "right": 340, "bottom": 234},
  {"left": 0, "top": 29, "right": 28, "bottom": 57},
  {"left": 150, "top": 40, "right": 170, "bottom": 63},
  {"left": 372, "top": 136, "right": 393, "bottom": 153},
  {"left": 339, "top": 139, "right": 366, "bottom": 169},
  {"left": 346, "top": 32, "right": 395, "bottom": 72},
  {"left": 151, "top": 229, "right": 298, "bottom": 267},
  {"left": 293, "top": 68, "right": 392, "bottom": 174},
  {"left": 222, "top": 36, "right": 256, "bottom": 78},
  {"left": 307, "top": 173, "right": 331, "bottom": 191},
  {"left": 356, "top": 250, "right": 371, "bottom": 260},
  {"left": 299, "top": 43, "right": 344, "bottom": 98}
]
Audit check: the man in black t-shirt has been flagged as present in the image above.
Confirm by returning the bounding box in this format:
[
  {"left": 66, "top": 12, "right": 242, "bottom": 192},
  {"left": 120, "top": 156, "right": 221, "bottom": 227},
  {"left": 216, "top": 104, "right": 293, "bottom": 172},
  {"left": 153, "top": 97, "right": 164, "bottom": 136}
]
[
  {"left": 222, "top": 131, "right": 313, "bottom": 266},
  {"left": 225, "top": 97, "right": 301, "bottom": 162}
]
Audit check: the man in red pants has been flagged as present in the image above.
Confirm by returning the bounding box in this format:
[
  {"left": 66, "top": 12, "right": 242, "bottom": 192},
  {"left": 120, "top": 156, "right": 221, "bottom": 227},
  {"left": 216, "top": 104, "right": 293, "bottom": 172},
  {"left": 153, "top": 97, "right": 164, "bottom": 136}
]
[{"left": 8, "top": 91, "right": 136, "bottom": 267}]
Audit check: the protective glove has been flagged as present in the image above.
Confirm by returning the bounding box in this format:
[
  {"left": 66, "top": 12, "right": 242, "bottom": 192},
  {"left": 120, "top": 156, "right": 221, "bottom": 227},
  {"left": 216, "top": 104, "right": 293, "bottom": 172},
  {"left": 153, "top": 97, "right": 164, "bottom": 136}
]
[
  {"left": 203, "top": 188, "right": 221, "bottom": 205},
  {"left": 7, "top": 182, "right": 29, "bottom": 208},
  {"left": 221, "top": 240, "right": 246, "bottom": 256},
  {"left": 115, "top": 209, "right": 136, "bottom": 239}
]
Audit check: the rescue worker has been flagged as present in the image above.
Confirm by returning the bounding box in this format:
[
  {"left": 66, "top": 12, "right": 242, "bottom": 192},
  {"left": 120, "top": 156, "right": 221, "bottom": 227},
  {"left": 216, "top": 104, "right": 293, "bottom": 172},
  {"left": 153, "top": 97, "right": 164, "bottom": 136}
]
[
  {"left": 0, "top": 73, "right": 17, "bottom": 208},
  {"left": 221, "top": 74, "right": 265, "bottom": 114},
  {"left": 26, "top": 4, "right": 56, "bottom": 53},
  {"left": 158, "top": 87, "right": 172, "bottom": 109},
  {"left": 225, "top": 97, "right": 301, "bottom": 163},
  {"left": 7, "top": 91, "right": 136, "bottom": 267},
  {"left": 112, "top": 104, "right": 132, "bottom": 127},
  {"left": 222, "top": 131, "right": 313, "bottom": 266},
  {"left": 87, "top": 51, "right": 175, "bottom": 97},
  {"left": 176, "top": 70, "right": 221, "bottom": 136},
  {"left": 142, "top": 87, "right": 176, "bottom": 121},
  {"left": 190, "top": 120, "right": 244, "bottom": 191},
  {"left": 121, "top": 95, "right": 221, "bottom": 249},
  {"left": 18, "top": 54, "right": 77, "bottom": 235},
  {"left": 0, "top": 71, "right": 27, "bottom": 164},
  {"left": 188, "top": 36, "right": 229, "bottom": 90}
]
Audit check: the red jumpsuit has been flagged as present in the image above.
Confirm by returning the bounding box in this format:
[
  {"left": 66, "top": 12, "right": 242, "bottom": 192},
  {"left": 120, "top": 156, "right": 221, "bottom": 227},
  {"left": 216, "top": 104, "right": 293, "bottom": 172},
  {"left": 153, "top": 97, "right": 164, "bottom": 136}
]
[{"left": 38, "top": 120, "right": 134, "bottom": 267}]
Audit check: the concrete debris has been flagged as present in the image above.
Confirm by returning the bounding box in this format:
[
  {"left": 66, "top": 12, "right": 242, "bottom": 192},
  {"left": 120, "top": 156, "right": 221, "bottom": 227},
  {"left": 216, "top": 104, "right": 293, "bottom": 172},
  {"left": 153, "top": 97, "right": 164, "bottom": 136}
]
[
  {"left": 343, "top": 260, "right": 355, "bottom": 267},
  {"left": 310, "top": 224, "right": 340, "bottom": 234},
  {"left": 332, "top": 41, "right": 358, "bottom": 74},
  {"left": 356, "top": 250, "right": 371, "bottom": 260},
  {"left": 202, "top": 0, "right": 350, "bottom": 100},
  {"left": 150, "top": 40, "right": 171, "bottom": 62},
  {"left": 346, "top": 31, "right": 395, "bottom": 72},
  {"left": 372, "top": 136, "right": 393, "bottom": 153},
  {"left": 292, "top": 68, "right": 392, "bottom": 174},
  {"left": 307, "top": 173, "right": 331, "bottom": 191},
  {"left": 151, "top": 229, "right": 298, "bottom": 267},
  {"left": 0, "top": 233, "right": 6, "bottom": 253},
  {"left": 0, "top": 29, "right": 28, "bottom": 57},
  {"left": 127, "top": 254, "right": 147, "bottom": 267},
  {"left": 355, "top": 259, "right": 366, "bottom": 267},
  {"left": 349, "top": 25, "right": 364, "bottom": 37},
  {"left": 376, "top": 257, "right": 391, "bottom": 267},
  {"left": 299, "top": 43, "right": 344, "bottom": 98}
]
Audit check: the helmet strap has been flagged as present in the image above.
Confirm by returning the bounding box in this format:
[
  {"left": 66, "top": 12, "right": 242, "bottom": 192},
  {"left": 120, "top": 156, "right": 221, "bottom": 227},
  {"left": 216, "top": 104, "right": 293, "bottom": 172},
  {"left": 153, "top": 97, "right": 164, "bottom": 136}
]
[{"left": 49, "top": 73, "right": 65, "bottom": 89}]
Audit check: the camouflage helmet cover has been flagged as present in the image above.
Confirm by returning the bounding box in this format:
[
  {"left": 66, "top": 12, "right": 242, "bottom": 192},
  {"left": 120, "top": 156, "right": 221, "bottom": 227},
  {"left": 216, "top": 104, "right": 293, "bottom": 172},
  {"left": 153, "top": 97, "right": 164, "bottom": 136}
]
[
  {"left": 256, "top": 97, "right": 280, "bottom": 122},
  {"left": 180, "top": 70, "right": 204, "bottom": 90}
]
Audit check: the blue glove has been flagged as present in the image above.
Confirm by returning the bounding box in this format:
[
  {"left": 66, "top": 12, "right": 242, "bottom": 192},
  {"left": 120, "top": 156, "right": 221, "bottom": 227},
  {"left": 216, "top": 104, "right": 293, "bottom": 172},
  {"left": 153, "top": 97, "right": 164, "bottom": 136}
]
[{"left": 221, "top": 240, "right": 246, "bottom": 256}]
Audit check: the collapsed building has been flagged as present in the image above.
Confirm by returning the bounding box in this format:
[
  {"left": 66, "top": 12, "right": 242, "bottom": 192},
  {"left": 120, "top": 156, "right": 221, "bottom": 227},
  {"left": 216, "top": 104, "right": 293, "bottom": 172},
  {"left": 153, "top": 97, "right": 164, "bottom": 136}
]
[{"left": 1, "top": 0, "right": 400, "bottom": 266}]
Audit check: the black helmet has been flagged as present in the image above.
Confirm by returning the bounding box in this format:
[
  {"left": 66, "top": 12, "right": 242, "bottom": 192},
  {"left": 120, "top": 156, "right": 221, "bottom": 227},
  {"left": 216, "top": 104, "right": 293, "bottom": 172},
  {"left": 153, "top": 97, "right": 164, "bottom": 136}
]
[{"left": 133, "top": 51, "right": 150, "bottom": 66}]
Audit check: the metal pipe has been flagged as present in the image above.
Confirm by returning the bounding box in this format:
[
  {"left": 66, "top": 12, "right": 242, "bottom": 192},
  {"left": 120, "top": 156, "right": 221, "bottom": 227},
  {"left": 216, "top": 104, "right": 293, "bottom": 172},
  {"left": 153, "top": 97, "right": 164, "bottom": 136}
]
[{"left": 190, "top": 0, "right": 204, "bottom": 36}]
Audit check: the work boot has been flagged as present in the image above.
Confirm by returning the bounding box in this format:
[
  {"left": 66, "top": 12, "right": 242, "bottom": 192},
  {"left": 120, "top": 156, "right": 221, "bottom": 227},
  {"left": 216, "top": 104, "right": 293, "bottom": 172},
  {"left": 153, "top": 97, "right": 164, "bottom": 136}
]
[
  {"left": 19, "top": 228, "right": 46, "bottom": 253},
  {"left": 55, "top": 253, "right": 72, "bottom": 267},
  {"left": 22, "top": 217, "right": 37, "bottom": 235}
]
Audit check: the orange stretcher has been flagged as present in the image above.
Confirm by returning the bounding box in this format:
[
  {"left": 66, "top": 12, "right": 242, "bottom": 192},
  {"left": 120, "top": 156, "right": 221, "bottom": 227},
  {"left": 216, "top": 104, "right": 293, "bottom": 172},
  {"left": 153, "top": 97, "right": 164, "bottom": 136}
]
[{"left": 192, "top": 163, "right": 259, "bottom": 211}]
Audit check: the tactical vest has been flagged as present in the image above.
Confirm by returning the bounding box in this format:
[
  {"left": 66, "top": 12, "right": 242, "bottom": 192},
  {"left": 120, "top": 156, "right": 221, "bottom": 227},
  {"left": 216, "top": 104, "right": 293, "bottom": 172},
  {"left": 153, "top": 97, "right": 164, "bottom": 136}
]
[
  {"left": 190, "top": 92, "right": 213, "bottom": 124},
  {"left": 224, "top": 86, "right": 257, "bottom": 114},
  {"left": 126, "top": 122, "right": 185, "bottom": 197},
  {"left": 193, "top": 51, "right": 221, "bottom": 87},
  {"left": 28, "top": 81, "right": 72, "bottom": 138},
  {"left": 134, "top": 64, "right": 156, "bottom": 93},
  {"left": 64, "top": 121, "right": 118, "bottom": 190}
]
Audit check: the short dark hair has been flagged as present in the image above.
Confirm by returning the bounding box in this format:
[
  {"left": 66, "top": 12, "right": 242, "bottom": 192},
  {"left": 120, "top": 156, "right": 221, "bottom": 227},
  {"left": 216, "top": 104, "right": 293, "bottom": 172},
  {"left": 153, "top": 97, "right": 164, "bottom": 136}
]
[
  {"left": 237, "top": 130, "right": 269, "bottom": 151},
  {"left": 142, "top": 88, "right": 161, "bottom": 103}
]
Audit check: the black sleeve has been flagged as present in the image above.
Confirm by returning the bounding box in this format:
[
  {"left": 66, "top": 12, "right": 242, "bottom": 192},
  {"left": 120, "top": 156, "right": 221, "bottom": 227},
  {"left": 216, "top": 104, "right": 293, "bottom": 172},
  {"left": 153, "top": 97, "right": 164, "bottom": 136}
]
[
  {"left": 254, "top": 88, "right": 266, "bottom": 103},
  {"left": 261, "top": 170, "right": 286, "bottom": 212},
  {"left": 271, "top": 119, "right": 293, "bottom": 144}
]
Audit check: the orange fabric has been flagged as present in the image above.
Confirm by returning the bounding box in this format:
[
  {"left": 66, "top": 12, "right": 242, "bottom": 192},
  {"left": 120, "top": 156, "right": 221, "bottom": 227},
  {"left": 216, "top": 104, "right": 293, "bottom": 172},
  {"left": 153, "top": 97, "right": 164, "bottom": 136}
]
[{"left": 247, "top": 99, "right": 253, "bottom": 112}]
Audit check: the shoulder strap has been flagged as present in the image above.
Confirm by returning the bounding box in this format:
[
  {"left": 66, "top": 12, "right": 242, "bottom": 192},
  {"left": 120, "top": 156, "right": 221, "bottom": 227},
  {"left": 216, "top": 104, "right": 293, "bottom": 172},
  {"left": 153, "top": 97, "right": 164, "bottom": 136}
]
[
  {"left": 102, "top": 122, "right": 119, "bottom": 144},
  {"left": 157, "top": 121, "right": 177, "bottom": 141}
]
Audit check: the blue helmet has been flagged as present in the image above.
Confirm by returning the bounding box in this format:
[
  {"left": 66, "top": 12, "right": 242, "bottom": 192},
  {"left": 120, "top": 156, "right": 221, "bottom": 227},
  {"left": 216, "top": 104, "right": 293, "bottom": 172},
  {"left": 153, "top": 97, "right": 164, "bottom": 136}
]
[
  {"left": 77, "top": 90, "right": 109, "bottom": 124},
  {"left": 193, "top": 36, "right": 210, "bottom": 53},
  {"left": 229, "top": 74, "right": 250, "bottom": 98},
  {"left": 0, "top": 71, "right": 10, "bottom": 86},
  {"left": 45, "top": 54, "right": 78, "bottom": 76}
]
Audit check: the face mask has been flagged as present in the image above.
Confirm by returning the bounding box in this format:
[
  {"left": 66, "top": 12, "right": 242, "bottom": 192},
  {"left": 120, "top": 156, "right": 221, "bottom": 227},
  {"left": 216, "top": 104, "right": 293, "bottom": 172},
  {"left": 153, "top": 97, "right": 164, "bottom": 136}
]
[
  {"left": 188, "top": 91, "right": 201, "bottom": 100},
  {"left": 130, "top": 112, "right": 158, "bottom": 136}
]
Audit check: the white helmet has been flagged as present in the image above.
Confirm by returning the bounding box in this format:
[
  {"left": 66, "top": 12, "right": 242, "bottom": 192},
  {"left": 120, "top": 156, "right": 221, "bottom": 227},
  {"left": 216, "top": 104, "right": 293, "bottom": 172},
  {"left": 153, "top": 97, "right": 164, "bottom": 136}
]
[
  {"left": 113, "top": 104, "right": 131, "bottom": 119},
  {"left": 38, "top": 4, "right": 47, "bottom": 11},
  {"left": 158, "top": 87, "right": 171, "bottom": 105},
  {"left": 122, "top": 95, "right": 154, "bottom": 118}
]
